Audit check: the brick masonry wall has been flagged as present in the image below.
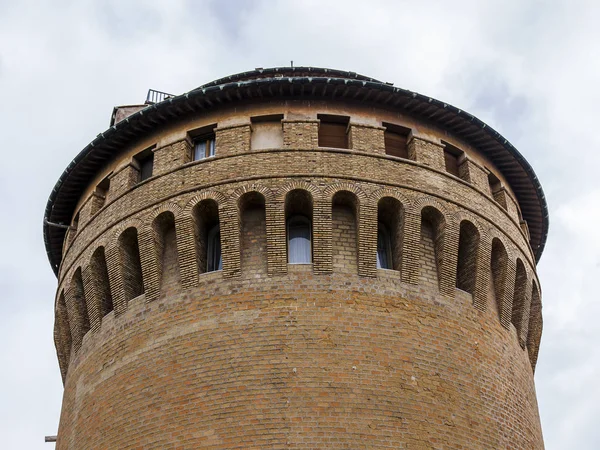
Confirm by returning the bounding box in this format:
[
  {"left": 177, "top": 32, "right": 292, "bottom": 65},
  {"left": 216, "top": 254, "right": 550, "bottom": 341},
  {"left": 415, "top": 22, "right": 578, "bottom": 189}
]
[
  {"left": 52, "top": 107, "right": 544, "bottom": 449},
  {"left": 332, "top": 205, "right": 358, "bottom": 273},
  {"left": 349, "top": 123, "right": 386, "bottom": 154},
  {"left": 241, "top": 207, "right": 267, "bottom": 276},
  {"left": 418, "top": 221, "right": 439, "bottom": 290},
  {"left": 56, "top": 272, "right": 543, "bottom": 450},
  {"left": 282, "top": 120, "right": 319, "bottom": 149}
]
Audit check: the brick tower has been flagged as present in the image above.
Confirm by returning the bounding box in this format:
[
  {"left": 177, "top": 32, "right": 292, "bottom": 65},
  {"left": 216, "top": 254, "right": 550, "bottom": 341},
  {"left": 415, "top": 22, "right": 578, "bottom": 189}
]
[{"left": 44, "top": 67, "right": 548, "bottom": 449}]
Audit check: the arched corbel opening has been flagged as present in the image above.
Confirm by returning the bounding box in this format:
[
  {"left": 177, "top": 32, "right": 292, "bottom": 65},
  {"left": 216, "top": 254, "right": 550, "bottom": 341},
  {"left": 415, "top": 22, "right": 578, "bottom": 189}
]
[
  {"left": 118, "top": 227, "right": 144, "bottom": 302},
  {"left": 331, "top": 190, "right": 359, "bottom": 273},
  {"left": 377, "top": 197, "right": 403, "bottom": 271},
  {"left": 56, "top": 290, "right": 72, "bottom": 366},
  {"left": 192, "top": 199, "right": 222, "bottom": 273},
  {"left": 239, "top": 192, "right": 267, "bottom": 274},
  {"left": 527, "top": 282, "right": 542, "bottom": 369},
  {"left": 285, "top": 189, "right": 313, "bottom": 264},
  {"left": 512, "top": 259, "right": 527, "bottom": 337},
  {"left": 90, "top": 246, "right": 113, "bottom": 318},
  {"left": 152, "top": 211, "right": 179, "bottom": 290},
  {"left": 420, "top": 206, "right": 445, "bottom": 290},
  {"left": 70, "top": 268, "right": 90, "bottom": 342},
  {"left": 490, "top": 238, "right": 508, "bottom": 318},
  {"left": 456, "top": 220, "right": 480, "bottom": 295}
]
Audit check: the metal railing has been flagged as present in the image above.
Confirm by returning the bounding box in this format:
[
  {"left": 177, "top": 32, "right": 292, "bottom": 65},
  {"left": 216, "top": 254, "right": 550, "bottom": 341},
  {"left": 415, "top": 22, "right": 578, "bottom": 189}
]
[{"left": 146, "top": 89, "right": 175, "bottom": 104}]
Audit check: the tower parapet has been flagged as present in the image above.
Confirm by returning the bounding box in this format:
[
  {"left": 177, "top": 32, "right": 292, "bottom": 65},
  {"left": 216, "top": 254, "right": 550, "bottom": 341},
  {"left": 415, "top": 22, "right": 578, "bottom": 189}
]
[{"left": 45, "top": 67, "right": 547, "bottom": 449}]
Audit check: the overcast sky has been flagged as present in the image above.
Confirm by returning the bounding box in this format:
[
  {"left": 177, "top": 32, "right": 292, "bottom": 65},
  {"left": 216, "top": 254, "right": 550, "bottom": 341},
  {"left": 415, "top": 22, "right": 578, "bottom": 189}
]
[{"left": 1, "top": 0, "right": 598, "bottom": 448}]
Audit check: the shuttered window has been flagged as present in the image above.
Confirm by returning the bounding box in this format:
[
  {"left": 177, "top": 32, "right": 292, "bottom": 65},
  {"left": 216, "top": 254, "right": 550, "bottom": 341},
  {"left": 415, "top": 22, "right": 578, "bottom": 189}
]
[
  {"left": 383, "top": 123, "right": 410, "bottom": 158},
  {"left": 318, "top": 115, "right": 349, "bottom": 148},
  {"left": 443, "top": 142, "right": 463, "bottom": 177},
  {"left": 444, "top": 150, "right": 460, "bottom": 176},
  {"left": 134, "top": 147, "right": 155, "bottom": 182}
]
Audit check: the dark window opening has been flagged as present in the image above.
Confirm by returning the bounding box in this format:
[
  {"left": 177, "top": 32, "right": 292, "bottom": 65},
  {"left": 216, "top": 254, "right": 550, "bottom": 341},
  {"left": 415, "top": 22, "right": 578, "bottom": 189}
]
[
  {"left": 192, "top": 199, "right": 221, "bottom": 274},
  {"left": 377, "top": 197, "right": 404, "bottom": 271},
  {"left": 93, "top": 176, "right": 110, "bottom": 213},
  {"left": 383, "top": 123, "right": 410, "bottom": 158},
  {"left": 318, "top": 114, "right": 349, "bottom": 149},
  {"left": 488, "top": 171, "right": 502, "bottom": 194},
  {"left": 377, "top": 223, "right": 392, "bottom": 269},
  {"left": 134, "top": 148, "right": 154, "bottom": 182},
  {"left": 456, "top": 220, "right": 479, "bottom": 295},
  {"left": 72, "top": 211, "right": 80, "bottom": 231},
  {"left": 207, "top": 224, "right": 222, "bottom": 272},
  {"left": 443, "top": 142, "right": 463, "bottom": 177}
]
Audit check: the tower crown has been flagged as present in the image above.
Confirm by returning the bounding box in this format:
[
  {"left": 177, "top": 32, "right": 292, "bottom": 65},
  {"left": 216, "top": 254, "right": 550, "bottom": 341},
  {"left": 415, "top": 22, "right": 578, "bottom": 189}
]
[{"left": 47, "top": 67, "right": 547, "bottom": 449}]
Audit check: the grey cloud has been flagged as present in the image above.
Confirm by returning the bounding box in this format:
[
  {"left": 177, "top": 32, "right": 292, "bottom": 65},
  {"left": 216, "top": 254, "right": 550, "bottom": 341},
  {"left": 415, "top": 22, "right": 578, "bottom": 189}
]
[{"left": 1, "top": 1, "right": 598, "bottom": 449}]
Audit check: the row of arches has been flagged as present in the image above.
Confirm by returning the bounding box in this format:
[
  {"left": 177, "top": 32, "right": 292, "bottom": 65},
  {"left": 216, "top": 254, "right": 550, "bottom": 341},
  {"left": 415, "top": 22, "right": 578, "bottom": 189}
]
[{"left": 55, "top": 186, "right": 541, "bottom": 379}]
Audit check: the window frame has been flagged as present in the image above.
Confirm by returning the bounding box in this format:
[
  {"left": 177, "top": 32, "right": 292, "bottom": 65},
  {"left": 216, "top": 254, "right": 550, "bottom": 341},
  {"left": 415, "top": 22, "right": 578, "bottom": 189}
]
[
  {"left": 287, "top": 214, "right": 312, "bottom": 264},
  {"left": 193, "top": 136, "right": 216, "bottom": 161},
  {"left": 376, "top": 222, "right": 393, "bottom": 270},
  {"left": 133, "top": 147, "right": 155, "bottom": 182},
  {"left": 206, "top": 224, "right": 222, "bottom": 272}
]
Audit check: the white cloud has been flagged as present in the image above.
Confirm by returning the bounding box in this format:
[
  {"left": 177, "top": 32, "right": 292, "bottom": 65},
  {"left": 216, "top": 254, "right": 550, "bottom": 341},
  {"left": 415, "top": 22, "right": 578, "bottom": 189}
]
[{"left": 0, "top": 0, "right": 598, "bottom": 448}]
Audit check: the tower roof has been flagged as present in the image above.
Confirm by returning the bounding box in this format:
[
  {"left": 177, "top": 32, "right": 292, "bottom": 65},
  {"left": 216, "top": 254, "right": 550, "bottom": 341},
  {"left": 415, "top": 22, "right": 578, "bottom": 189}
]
[{"left": 43, "top": 66, "right": 548, "bottom": 275}]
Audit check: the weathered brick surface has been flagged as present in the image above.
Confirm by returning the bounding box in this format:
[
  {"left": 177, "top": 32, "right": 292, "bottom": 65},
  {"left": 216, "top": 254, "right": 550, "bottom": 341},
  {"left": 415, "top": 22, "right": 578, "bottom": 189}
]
[
  {"left": 57, "top": 273, "right": 543, "bottom": 449},
  {"left": 460, "top": 157, "right": 490, "bottom": 194},
  {"left": 107, "top": 164, "right": 138, "bottom": 203},
  {"left": 349, "top": 123, "right": 386, "bottom": 154},
  {"left": 282, "top": 120, "right": 319, "bottom": 149},
  {"left": 215, "top": 124, "right": 251, "bottom": 157},
  {"left": 153, "top": 140, "right": 192, "bottom": 175},
  {"left": 51, "top": 102, "right": 545, "bottom": 449},
  {"left": 408, "top": 137, "right": 445, "bottom": 171}
]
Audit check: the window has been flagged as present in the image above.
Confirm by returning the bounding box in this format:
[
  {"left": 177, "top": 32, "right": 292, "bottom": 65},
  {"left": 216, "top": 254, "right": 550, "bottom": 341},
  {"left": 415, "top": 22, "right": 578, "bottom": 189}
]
[
  {"left": 92, "top": 176, "right": 110, "bottom": 214},
  {"left": 194, "top": 136, "right": 216, "bottom": 160},
  {"left": 376, "top": 223, "right": 392, "bottom": 269},
  {"left": 287, "top": 215, "right": 311, "bottom": 264},
  {"left": 383, "top": 123, "right": 410, "bottom": 158},
  {"left": 190, "top": 124, "right": 217, "bottom": 161},
  {"left": 318, "top": 114, "right": 349, "bottom": 148},
  {"left": 488, "top": 171, "right": 501, "bottom": 194},
  {"left": 443, "top": 143, "right": 463, "bottom": 177},
  {"left": 207, "top": 224, "right": 222, "bottom": 272},
  {"left": 134, "top": 148, "right": 154, "bottom": 182}
]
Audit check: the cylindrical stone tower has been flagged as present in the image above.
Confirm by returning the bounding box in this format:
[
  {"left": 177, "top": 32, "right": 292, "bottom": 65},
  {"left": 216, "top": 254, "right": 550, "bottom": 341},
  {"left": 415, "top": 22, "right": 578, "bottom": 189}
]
[{"left": 44, "top": 67, "right": 548, "bottom": 449}]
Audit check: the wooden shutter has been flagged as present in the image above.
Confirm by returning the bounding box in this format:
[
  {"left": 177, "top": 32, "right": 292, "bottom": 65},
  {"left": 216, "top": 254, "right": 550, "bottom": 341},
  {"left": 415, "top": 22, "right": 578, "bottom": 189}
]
[
  {"left": 444, "top": 150, "right": 460, "bottom": 176},
  {"left": 319, "top": 122, "right": 348, "bottom": 148},
  {"left": 384, "top": 131, "right": 408, "bottom": 158}
]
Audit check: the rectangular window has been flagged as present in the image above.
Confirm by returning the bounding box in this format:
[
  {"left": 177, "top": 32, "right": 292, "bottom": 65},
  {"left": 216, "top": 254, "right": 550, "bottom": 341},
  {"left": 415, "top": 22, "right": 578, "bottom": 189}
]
[
  {"left": 443, "top": 142, "right": 463, "bottom": 177},
  {"left": 134, "top": 147, "right": 154, "bottom": 182},
  {"left": 190, "top": 124, "right": 217, "bottom": 161},
  {"left": 194, "top": 137, "right": 215, "bottom": 160},
  {"left": 488, "top": 171, "right": 501, "bottom": 193},
  {"left": 91, "top": 176, "right": 110, "bottom": 214},
  {"left": 383, "top": 122, "right": 410, "bottom": 158},
  {"left": 318, "top": 114, "right": 349, "bottom": 149}
]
